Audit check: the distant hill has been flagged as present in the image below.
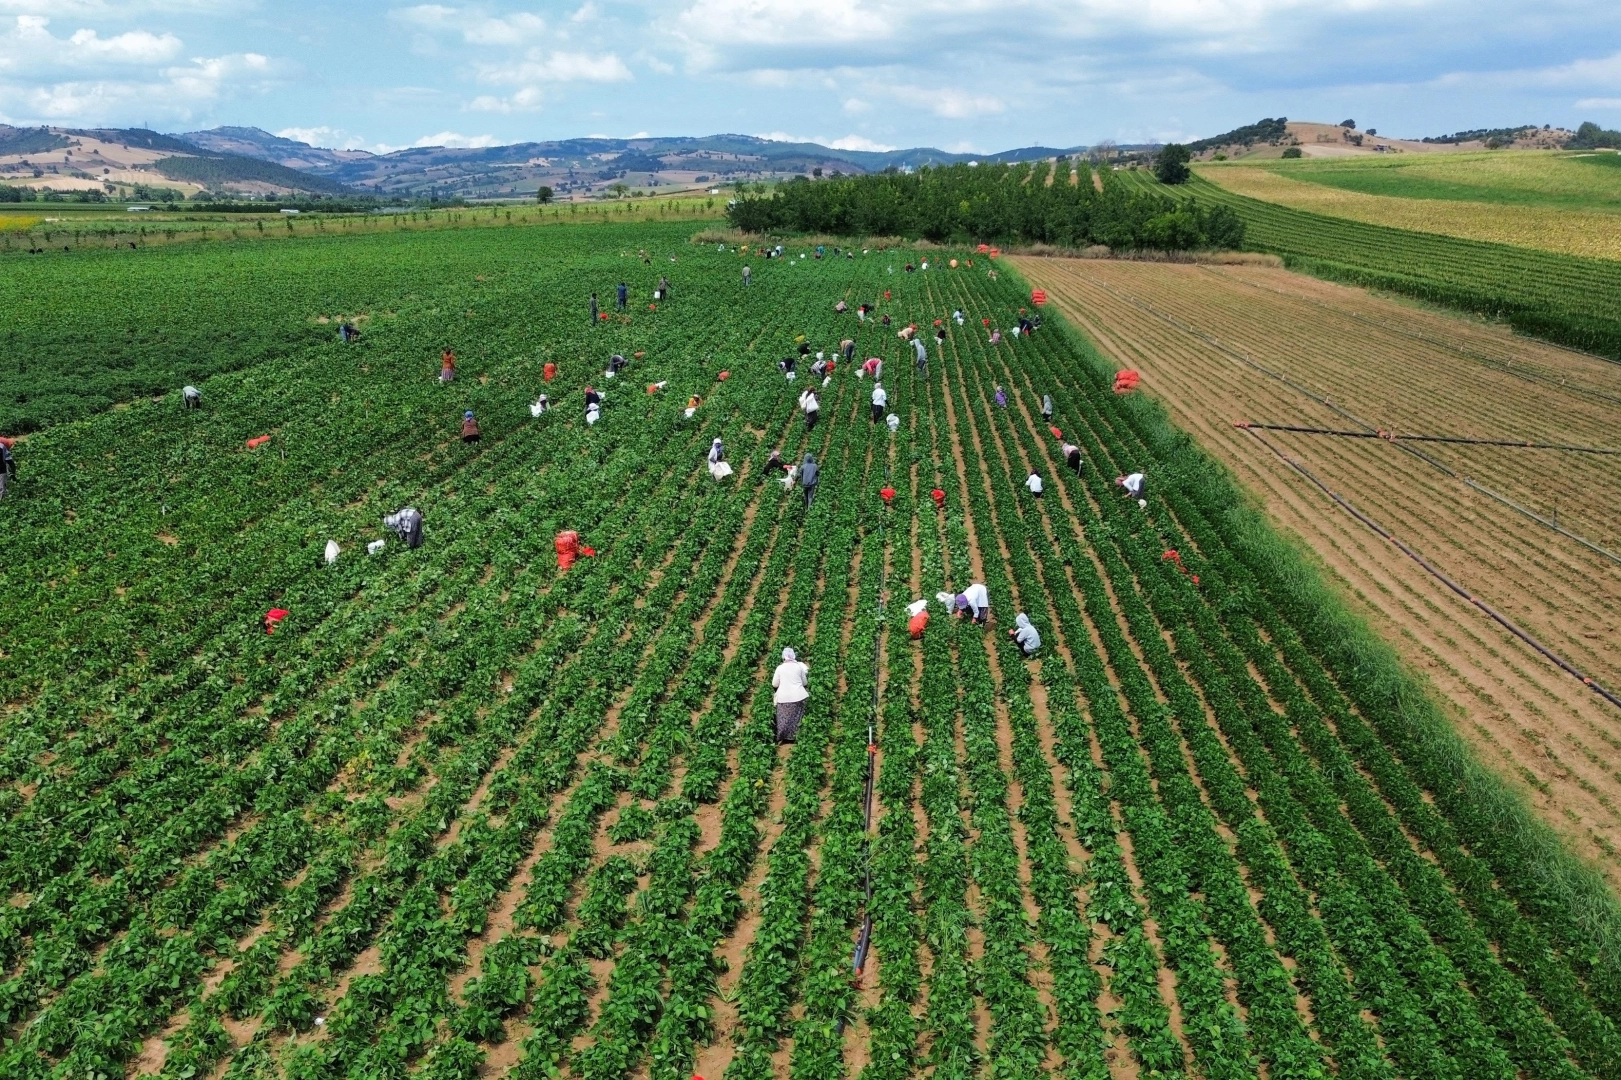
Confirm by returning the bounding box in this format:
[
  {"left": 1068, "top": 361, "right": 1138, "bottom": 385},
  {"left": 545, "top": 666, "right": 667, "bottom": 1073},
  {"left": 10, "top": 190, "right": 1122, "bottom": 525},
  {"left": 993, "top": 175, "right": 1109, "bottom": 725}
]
[
  {"left": 150, "top": 154, "right": 352, "bottom": 195},
  {"left": 162, "top": 127, "right": 1088, "bottom": 200}
]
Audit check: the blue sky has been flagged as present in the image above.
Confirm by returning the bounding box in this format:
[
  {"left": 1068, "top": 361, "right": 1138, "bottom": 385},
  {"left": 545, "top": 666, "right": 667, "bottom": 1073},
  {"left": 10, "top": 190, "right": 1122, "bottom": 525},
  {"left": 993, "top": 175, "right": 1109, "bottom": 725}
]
[{"left": 3, "top": 0, "right": 1621, "bottom": 152}]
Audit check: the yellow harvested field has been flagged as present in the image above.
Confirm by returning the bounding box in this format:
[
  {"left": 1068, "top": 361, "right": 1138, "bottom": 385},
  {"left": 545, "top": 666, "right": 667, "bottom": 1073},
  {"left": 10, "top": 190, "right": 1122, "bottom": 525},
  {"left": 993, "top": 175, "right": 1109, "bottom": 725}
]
[{"left": 1203, "top": 165, "right": 1621, "bottom": 261}]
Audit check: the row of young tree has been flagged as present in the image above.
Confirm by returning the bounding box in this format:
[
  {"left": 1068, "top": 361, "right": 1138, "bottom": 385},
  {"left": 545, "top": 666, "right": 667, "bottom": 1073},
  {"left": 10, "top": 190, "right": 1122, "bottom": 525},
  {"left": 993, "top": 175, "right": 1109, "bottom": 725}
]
[{"left": 725, "top": 158, "right": 1244, "bottom": 251}]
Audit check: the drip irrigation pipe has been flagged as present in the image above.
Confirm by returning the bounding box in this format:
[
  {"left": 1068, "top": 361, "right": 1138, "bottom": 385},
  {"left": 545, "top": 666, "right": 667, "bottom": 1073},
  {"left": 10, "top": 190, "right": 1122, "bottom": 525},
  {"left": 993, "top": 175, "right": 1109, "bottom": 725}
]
[
  {"left": 846, "top": 457, "right": 889, "bottom": 1018},
  {"left": 1233, "top": 422, "right": 1621, "bottom": 457},
  {"left": 1072, "top": 271, "right": 1621, "bottom": 567},
  {"left": 1245, "top": 427, "right": 1621, "bottom": 715}
]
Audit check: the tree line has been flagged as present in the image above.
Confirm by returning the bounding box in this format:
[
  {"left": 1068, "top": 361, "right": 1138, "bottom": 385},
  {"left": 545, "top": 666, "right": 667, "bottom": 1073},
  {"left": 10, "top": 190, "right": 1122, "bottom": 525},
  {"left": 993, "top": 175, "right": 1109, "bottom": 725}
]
[{"left": 725, "top": 159, "right": 1244, "bottom": 251}]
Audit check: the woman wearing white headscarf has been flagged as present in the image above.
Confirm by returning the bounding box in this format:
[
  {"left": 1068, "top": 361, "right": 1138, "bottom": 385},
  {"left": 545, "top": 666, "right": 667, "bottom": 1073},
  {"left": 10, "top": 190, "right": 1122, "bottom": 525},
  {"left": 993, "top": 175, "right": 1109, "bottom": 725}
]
[{"left": 771, "top": 646, "right": 811, "bottom": 744}]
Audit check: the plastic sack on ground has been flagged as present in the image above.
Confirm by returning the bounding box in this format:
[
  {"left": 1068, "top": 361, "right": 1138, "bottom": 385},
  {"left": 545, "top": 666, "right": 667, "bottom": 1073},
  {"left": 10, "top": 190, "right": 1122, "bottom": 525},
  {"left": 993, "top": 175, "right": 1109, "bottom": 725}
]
[{"left": 324, "top": 540, "right": 340, "bottom": 565}]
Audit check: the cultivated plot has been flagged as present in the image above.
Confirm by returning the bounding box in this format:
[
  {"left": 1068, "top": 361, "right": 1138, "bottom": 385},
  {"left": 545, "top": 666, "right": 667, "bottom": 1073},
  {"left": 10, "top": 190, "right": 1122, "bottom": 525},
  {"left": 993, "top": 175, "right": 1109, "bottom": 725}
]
[{"left": 1017, "top": 254, "right": 1621, "bottom": 886}]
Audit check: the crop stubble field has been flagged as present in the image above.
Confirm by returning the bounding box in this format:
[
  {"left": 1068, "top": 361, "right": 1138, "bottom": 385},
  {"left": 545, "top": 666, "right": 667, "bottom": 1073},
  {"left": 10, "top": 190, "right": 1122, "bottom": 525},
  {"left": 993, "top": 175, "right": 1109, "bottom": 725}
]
[
  {"left": 1017, "top": 255, "right": 1621, "bottom": 884},
  {"left": 4, "top": 221, "right": 1621, "bottom": 1080}
]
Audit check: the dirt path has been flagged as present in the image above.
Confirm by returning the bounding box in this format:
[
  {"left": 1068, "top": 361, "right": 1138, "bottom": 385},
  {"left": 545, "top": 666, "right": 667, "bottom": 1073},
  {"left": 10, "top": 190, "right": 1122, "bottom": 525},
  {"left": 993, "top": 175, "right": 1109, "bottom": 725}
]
[{"left": 1014, "top": 255, "right": 1621, "bottom": 890}]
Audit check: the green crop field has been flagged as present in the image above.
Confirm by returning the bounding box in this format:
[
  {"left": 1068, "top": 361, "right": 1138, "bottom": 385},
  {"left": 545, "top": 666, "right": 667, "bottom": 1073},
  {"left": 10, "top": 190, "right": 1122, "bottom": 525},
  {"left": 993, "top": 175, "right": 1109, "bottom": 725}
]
[
  {"left": 1121, "top": 168, "right": 1621, "bottom": 360},
  {"left": 1213, "top": 150, "right": 1621, "bottom": 211},
  {"left": 3, "top": 220, "right": 1620, "bottom": 1080}
]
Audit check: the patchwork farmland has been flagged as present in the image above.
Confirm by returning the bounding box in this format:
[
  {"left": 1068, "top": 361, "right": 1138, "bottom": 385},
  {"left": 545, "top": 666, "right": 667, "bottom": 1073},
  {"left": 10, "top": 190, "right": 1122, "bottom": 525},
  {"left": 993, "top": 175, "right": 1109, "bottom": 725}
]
[{"left": 3, "top": 218, "right": 1620, "bottom": 1080}]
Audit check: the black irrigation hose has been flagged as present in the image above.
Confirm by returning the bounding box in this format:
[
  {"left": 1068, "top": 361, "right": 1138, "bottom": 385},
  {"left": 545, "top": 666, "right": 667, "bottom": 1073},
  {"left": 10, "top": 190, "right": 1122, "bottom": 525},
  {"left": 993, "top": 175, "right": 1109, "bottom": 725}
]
[
  {"left": 1071, "top": 271, "right": 1621, "bottom": 567},
  {"left": 1246, "top": 427, "right": 1621, "bottom": 715},
  {"left": 1234, "top": 422, "right": 1621, "bottom": 457}
]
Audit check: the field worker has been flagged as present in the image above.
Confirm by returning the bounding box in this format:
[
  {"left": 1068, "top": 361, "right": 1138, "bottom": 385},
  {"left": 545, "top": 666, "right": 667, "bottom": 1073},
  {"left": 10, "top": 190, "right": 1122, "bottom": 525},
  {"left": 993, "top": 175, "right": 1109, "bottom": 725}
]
[
  {"left": 771, "top": 647, "right": 811, "bottom": 744},
  {"left": 0, "top": 438, "right": 14, "bottom": 501},
  {"left": 1024, "top": 472, "right": 1043, "bottom": 498},
  {"left": 1010, "top": 613, "right": 1042, "bottom": 656},
  {"left": 1118, "top": 472, "right": 1147, "bottom": 508},
  {"left": 440, "top": 349, "right": 456, "bottom": 384},
  {"left": 338, "top": 321, "right": 355, "bottom": 342},
  {"left": 616, "top": 281, "right": 628, "bottom": 311},
  {"left": 530, "top": 394, "right": 551, "bottom": 417},
  {"left": 990, "top": 329, "right": 1002, "bottom": 345},
  {"left": 800, "top": 453, "right": 819, "bottom": 508},
  {"left": 810, "top": 357, "right": 828, "bottom": 381},
  {"left": 384, "top": 506, "right": 424, "bottom": 550},
  {"left": 994, "top": 385, "right": 1007, "bottom": 409},
  {"left": 590, "top": 293, "right": 599, "bottom": 325},
  {"left": 953, "top": 308, "right": 965, "bottom": 325},
  {"left": 585, "top": 386, "right": 602, "bottom": 409},
  {"left": 886, "top": 413, "right": 901, "bottom": 433},
  {"left": 764, "top": 449, "right": 787, "bottom": 476},
  {"left": 871, "top": 382, "right": 888, "bottom": 423},
  {"left": 657, "top": 275, "right": 672, "bottom": 300},
  {"left": 861, "top": 356, "right": 882, "bottom": 381},
  {"left": 834, "top": 300, "right": 847, "bottom": 313},
  {"left": 461, "top": 410, "right": 481, "bottom": 443},
  {"left": 686, "top": 393, "right": 702, "bottom": 419},
  {"left": 708, "top": 437, "right": 725, "bottom": 465},
  {"left": 913, "top": 336, "right": 928, "bottom": 371},
  {"left": 1041, "top": 394, "right": 1053, "bottom": 422},
  {"left": 1018, "top": 316, "right": 1034, "bottom": 336},
  {"left": 857, "top": 303, "right": 869, "bottom": 322},
  {"left": 182, "top": 385, "right": 202, "bottom": 410},
  {"left": 935, "top": 326, "right": 947, "bottom": 352},
  {"left": 586, "top": 401, "right": 602, "bottom": 426},
  {"left": 608, "top": 353, "right": 628, "bottom": 376},
  {"left": 842, "top": 338, "right": 856, "bottom": 364},
  {"left": 780, "top": 355, "right": 797, "bottom": 380},
  {"left": 955, "top": 582, "right": 991, "bottom": 624},
  {"left": 743, "top": 264, "right": 752, "bottom": 287},
  {"left": 931, "top": 487, "right": 946, "bottom": 509},
  {"left": 1062, "top": 442, "right": 1083, "bottom": 475},
  {"left": 802, "top": 389, "right": 820, "bottom": 431}
]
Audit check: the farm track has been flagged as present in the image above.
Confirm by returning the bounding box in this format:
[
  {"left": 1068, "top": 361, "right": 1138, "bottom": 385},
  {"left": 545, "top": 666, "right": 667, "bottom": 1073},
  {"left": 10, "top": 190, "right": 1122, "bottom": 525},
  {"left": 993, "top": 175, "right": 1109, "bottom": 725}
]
[
  {"left": 7, "top": 229, "right": 1621, "bottom": 1080},
  {"left": 1015, "top": 256, "right": 1621, "bottom": 891}
]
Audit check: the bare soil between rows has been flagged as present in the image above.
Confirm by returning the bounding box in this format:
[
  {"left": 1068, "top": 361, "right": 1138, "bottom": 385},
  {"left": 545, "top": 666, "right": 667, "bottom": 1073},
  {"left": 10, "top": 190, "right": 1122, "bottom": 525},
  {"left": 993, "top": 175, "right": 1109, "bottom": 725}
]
[{"left": 1014, "top": 255, "right": 1621, "bottom": 893}]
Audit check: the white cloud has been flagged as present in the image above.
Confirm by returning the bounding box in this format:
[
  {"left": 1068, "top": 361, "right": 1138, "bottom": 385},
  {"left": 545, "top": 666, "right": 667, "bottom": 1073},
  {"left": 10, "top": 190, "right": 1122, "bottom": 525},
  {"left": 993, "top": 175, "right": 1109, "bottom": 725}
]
[
  {"left": 828, "top": 133, "right": 896, "bottom": 151},
  {"left": 391, "top": 5, "right": 549, "bottom": 47},
  {"left": 890, "top": 84, "right": 1005, "bottom": 118},
  {"left": 843, "top": 97, "right": 870, "bottom": 113},
  {"left": 68, "top": 27, "right": 181, "bottom": 63},
  {"left": 162, "top": 51, "right": 272, "bottom": 102},
  {"left": 467, "top": 86, "right": 544, "bottom": 111},
  {"left": 3, "top": 48, "right": 279, "bottom": 123},
  {"left": 756, "top": 130, "right": 897, "bottom": 152},
  {"left": 1, "top": 15, "right": 182, "bottom": 71},
  {"left": 414, "top": 130, "right": 500, "bottom": 147},
  {"left": 477, "top": 50, "right": 631, "bottom": 83},
  {"left": 275, "top": 125, "right": 376, "bottom": 150},
  {"left": 1576, "top": 97, "right": 1621, "bottom": 109},
  {"left": 942, "top": 139, "right": 985, "bottom": 153},
  {"left": 571, "top": 2, "right": 599, "bottom": 22}
]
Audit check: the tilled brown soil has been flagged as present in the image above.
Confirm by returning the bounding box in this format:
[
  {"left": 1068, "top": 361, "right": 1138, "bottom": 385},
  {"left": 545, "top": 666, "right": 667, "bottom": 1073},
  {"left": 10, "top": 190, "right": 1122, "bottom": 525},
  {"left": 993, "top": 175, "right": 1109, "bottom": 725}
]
[{"left": 1013, "top": 255, "right": 1621, "bottom": 888}]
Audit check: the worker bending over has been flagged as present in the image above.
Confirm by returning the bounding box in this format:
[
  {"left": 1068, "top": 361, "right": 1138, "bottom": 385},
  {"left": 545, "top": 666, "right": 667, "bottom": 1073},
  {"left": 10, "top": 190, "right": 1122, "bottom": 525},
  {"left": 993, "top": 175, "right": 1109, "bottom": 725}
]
[
  {"left": 955, "top": 582, "right": 991, "bottom": 624},
  {"left": 1010, "top": 613, "right": 1042, "bottom": 655},
  {"left": 1062, "top": 442, "right": 1083, "bottom": 475},
  {"left": 182, "top": 385, "right": 202, "bottom": 410},
  {"left": 1024, "top": 472, "right": 1043, "bottom": 498},
  {"left": 384, "top": 507, "right": 424, "bottom": 549},
  {"left": 1117, "top": 472, "right": 1146, "bottom": 508},
  {"left": 461, "top": 411, "right": 481, "bottom": 443}
]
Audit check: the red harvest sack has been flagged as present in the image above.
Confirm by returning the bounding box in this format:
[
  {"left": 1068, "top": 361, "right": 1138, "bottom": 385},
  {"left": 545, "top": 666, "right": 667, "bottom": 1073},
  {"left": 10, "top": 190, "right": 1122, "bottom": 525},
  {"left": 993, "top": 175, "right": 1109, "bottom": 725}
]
[
  {"left": 543, "top": 362, "right": 557, "bottom": 381},
  {"left": 265, "top": 608, "right": 289, "bottom": 634},
  {"left": 908, "top": 611, "right": 930, "bottom": 638}
]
